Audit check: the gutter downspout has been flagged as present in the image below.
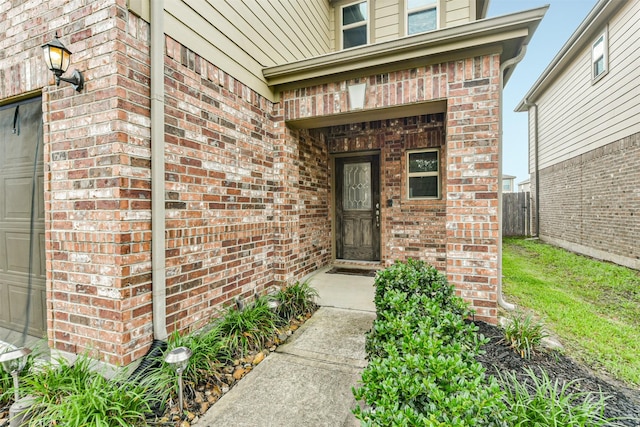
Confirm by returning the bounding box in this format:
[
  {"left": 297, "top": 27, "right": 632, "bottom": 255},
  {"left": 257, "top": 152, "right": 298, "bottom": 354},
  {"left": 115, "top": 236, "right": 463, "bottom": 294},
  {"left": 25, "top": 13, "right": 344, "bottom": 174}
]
[
  {"left": 497, "top": 45, "right": 528, "bottom": 312},
  {"left": 523, "top": 98, "right": 540, "bottom": 237},
  {"left": 151, "top": 0, "right": 167, "bottom": 340}
]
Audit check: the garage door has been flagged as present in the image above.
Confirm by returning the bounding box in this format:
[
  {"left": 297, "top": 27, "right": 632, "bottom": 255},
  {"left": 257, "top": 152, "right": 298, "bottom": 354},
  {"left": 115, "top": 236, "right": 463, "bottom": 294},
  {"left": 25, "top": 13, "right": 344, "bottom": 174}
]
[{"left": 0, "top": 97, "right": 46, "bottom": 339}]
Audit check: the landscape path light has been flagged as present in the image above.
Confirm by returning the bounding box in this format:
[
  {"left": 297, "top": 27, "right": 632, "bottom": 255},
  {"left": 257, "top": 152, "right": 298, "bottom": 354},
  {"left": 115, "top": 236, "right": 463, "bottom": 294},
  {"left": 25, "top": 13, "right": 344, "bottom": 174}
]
[
  {"left": 0, "top": 347, "right": 32, "bottom": 402},
  {"left": 42, "top": 33, "right": 84, "bottom": 91},
  {"left": 164, "top": 346, "right": 192, "bottom": 413}
]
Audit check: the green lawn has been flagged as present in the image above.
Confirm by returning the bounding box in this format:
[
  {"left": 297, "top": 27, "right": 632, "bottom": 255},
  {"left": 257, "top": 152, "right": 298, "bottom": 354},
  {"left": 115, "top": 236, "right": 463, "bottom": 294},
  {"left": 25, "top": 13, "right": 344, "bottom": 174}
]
[{"left": 502, "top": 237, "right": 640, "bottom": 387}]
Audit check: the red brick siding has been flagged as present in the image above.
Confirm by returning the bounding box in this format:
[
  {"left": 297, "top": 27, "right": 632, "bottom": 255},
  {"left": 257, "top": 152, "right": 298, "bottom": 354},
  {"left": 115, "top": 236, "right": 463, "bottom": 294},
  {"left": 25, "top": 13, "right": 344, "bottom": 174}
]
[
  {"left": 538, "top": 132, "right": 640, "bottom": 268},
  {"left": 445, "top": 56, "right": 501, "bottom": 323},
  {"left": 42, "top": 1, "right": 154, "bottom": 365},
  {"left": 163, "top": 38, "right": 276, "bottom": 335},
  {"left": 296, "top": 130, "right": 332, "bottom": 276},
  {"left": 282, "top": 55, "right": 502, "bottom": 323},
  {"left": 4, "top": 0, "right": 332, "bottom": 364},
  {"left": 4, "top": 0, "right": 502, "bottom": 362},
  {"left": 0, "top": 0, "right": 156, "bottom": 365}
]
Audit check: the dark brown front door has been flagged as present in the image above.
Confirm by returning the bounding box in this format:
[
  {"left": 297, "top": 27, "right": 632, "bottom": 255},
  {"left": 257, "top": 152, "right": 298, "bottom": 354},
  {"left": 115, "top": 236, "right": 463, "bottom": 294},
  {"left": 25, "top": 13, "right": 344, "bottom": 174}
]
[{"left": 335, "top": 154, "right": 380, "bottom": 261}]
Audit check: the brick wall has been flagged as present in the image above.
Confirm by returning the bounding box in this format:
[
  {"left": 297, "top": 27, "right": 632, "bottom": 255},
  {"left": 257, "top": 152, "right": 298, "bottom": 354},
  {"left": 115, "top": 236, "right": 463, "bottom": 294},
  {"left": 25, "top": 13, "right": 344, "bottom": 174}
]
[
  {"left": 41, "top": 0, "right": 154, "bottom": 365},
  {"left": 162, "top": 41, "right": 332, "bottom": 334},
  {"left": 4, "top": 0, "right": 503, "bottom": 361},
  {"left": 282, "top": 55, "right": 502, "bottom": 323},
  {"left": 538, "top": 132, "right": 640, "bottom": 269},
  {"left": 2, "top": 0, "right": 332, "bottom": 364},
  {"left": 0, "top": 0, "right": 157, "bottom": 365}
]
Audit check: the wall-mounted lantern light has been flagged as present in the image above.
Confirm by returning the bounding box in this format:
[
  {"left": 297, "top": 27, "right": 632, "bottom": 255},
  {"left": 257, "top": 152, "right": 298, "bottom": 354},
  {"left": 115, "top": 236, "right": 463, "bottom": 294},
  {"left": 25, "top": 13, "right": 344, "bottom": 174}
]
[
  {"left": 348, "top": 82, "right": 367, "bottom": 110},
  {"left": 164, "top": 346, "right": 192, "bottom": 412},
  {"left": 42, "top": 34, "right": 84, "bottom": 91},
  {"left": 0, "top": 347, "right": 32, "bottom": 402}
]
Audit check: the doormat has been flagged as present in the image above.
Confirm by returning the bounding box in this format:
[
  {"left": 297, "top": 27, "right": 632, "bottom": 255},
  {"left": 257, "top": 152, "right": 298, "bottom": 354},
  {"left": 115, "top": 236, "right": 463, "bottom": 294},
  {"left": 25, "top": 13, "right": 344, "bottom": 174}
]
[{"left": 326, "top": 267, "right": 377, "bottom": 277}]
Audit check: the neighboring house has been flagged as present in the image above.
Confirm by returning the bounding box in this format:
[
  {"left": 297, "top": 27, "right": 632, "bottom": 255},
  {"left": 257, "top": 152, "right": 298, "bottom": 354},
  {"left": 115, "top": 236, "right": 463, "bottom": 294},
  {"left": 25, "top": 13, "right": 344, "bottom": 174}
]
[
  {"left": 502, "top": 174, "right": 516, "bottom": 192},
  {"left": 516, "top": 0, "right": 639, "bottom": 270},
  {"left": 518, "top": 178, "right": 530, "bottom": 193},
  {"left": 0, "top": 0, "right": 545, "bottom": 365}
]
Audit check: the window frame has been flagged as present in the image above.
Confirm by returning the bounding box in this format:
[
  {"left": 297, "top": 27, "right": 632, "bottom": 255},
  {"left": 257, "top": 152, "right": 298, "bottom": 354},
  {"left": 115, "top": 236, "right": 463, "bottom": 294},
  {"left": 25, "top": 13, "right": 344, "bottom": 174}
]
[
  {"left": 406, "top": 0, "right": 438, "bottom": 36},
  {"left": 591, "top": 27, "right": 608, "bottom": 83},
  {"left": 406, "top": 148, "right": 440, "bottom": 200},
  {"left": 340, "top": 0, "right": 369, "bottom": 50}
]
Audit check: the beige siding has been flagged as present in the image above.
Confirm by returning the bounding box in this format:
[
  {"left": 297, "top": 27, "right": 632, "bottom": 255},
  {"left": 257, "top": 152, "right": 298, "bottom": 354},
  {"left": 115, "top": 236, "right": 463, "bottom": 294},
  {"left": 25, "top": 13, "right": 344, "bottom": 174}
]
[
  {"left": 444, "top": 0, "right": 472, "bottom": 27},
  {"left": 129, "top": 0, "right": 331, "bottom": 99},
  {"left": 528, "top": 107, "right": 536, "bottom": 174},
  {"left": 375, "top": 0, "right": 401, "bottom": 42},
  {"left": 535, "top": 1, "right": 640, "bottom": 170}
]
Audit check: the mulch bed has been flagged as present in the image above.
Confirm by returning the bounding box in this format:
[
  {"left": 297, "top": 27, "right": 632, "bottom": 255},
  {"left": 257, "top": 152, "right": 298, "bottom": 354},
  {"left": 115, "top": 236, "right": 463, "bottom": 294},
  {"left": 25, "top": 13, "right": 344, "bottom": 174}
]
[{"left": 474, "top": 321, "right": 640, "bottom": 426}]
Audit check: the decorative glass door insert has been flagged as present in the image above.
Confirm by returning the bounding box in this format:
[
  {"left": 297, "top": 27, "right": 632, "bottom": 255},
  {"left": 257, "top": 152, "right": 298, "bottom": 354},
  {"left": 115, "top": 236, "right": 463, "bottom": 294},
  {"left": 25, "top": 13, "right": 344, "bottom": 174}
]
[{"left": 343, "top": 162, "right": 371, "bottom": 211}]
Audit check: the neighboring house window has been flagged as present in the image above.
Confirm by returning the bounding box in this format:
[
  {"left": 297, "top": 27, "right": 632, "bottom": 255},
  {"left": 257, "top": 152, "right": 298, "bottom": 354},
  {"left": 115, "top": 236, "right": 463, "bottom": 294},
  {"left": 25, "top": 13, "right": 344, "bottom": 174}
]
[
  {"left": 407, "top": 149, "right": 439, "bottom": 198},
  {"left": 342, "top": 1, "right": 368, "bottom": 49},
  {"left": 407, "top": 0, "right": 437, "bottom": 35},
  {"left": 503, "top": 181, "right": 512, "bottom": 192},
  {"left": 592, "top": 29, "right": 608, "bottom": 81}
]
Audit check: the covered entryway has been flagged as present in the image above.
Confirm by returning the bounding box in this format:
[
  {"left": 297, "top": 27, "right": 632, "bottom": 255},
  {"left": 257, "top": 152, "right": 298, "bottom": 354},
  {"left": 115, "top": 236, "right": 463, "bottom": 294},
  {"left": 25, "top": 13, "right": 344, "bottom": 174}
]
[
  {"left": 0, "top": 97, "right": 46, "bottom": 342},
  {"left": 335, "top": 154, "right": 380, "bottom": 261}
]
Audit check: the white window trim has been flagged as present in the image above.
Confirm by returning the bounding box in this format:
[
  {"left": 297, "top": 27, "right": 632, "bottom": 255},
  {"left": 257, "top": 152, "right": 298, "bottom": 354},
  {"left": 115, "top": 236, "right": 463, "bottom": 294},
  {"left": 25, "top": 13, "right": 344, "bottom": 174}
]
[
  {"left": 340, "top": 0, "right": 369, "bottom": 50},
  {"left": 591, "top": 27, "right": 608, "bottom": 83},
  {"left": 407, "top": 148, "right": 440, "bottom": 199},
  {"left": 406, "top": 0, "right": 438, "bottom": 36}
]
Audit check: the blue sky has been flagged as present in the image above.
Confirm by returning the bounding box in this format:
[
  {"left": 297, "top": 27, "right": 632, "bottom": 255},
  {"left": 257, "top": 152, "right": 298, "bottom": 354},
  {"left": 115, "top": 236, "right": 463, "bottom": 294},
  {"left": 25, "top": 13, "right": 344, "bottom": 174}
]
[{"left": 487, "top": 0, "right": 598, "bottom": 185}]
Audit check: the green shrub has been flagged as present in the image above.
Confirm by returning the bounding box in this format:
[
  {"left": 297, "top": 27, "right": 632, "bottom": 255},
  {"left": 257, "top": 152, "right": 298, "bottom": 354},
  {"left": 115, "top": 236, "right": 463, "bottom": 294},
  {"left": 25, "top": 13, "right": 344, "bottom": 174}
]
[
  {"left": 22, "top": 354, "right": 151, "bottom": 427},
  {"left": 364, "top": 290, "right": 476, "bottom": 360},
  {"left": 218, "top": 296, "right": 278, "bottom": 357},
  {"left": 500, "top": 368, "right": 616, "bottom": 426},
  {"left": 503, "top": 311, "right": 548, "bottom": 359},
  {"left": 354, "top": 260, "right": 508, "bottom": 426},
  {"left": 355, "top": 328, "right": 507, "bottom": 426},
  {"left": 273, "top": 281, "right": 318, "bottom": 323},
  {"left": 373, "top": 259, "right": 461, "bottom": 314}
]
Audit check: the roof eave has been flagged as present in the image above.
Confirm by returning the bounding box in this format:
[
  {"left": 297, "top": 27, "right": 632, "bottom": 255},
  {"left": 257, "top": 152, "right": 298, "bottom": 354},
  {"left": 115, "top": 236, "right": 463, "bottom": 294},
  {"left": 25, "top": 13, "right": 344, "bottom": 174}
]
[
  {"left": 515, "top": 0, "right": 627, "bottom": 112},
  {"left": 264, "top": 6, "right": 547, "bottom": 90}
]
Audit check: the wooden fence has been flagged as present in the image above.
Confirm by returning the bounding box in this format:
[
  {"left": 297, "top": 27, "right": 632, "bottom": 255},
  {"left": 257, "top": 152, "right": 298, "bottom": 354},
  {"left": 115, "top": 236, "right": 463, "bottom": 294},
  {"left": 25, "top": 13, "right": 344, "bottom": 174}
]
[{"left": 503, "top": 192, "right": 531, "bottom": 236}]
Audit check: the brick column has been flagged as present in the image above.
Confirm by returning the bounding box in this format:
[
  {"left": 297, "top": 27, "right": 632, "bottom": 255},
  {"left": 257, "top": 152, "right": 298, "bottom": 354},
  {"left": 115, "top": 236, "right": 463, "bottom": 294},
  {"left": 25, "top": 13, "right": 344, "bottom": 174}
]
[
  {"left": 269, "top": 109, "right": 302, "bottom": 283},
  {"left": 45, "top": 1, "right": 154, "bottom": 365},
  {"left": 445, "top": 55, "right": 501, "bottom": 323}
]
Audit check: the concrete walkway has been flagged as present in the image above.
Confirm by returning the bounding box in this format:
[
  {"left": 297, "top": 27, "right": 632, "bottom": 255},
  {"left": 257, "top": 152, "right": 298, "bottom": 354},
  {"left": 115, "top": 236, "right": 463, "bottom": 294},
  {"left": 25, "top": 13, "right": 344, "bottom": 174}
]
[{"left": 199, "top": 269, "right": 376, "bottom": 427}]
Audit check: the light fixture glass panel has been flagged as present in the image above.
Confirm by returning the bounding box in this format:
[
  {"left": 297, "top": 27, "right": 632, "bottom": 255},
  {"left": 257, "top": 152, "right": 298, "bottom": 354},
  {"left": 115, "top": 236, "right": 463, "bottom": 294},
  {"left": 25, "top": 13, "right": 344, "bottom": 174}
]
[
  {"left": 49, "top": 47, "right": 64, "bottom": 70},
  {"left": 61, "top": 49, "right": 71, "bottom": 73}
]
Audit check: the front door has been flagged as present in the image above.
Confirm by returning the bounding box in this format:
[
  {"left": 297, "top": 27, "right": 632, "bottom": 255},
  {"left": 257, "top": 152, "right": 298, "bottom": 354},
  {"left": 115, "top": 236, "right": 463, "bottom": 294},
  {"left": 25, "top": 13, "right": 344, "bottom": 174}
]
[
  {"left": 0, "top": 98, "right": 46, "bottom": 340},
  {"left": 335, "top": 154, "right": 380, "bottom": 261}
]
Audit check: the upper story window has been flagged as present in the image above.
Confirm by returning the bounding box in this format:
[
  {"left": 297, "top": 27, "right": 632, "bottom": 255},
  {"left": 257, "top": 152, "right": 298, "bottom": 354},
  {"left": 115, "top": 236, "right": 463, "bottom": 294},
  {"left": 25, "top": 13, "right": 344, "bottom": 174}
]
[
  {"left": 592, "top": 28, "right": 608, "bottom": 82},
  {"left": 342, "top": 1, "right": 368, "bottom": 49},
  {"left": 407, "top": 149, "right": 440, "bottom": 199},
  {"left": 407, "top": 0, "right": 437, "bottom": 35}
]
